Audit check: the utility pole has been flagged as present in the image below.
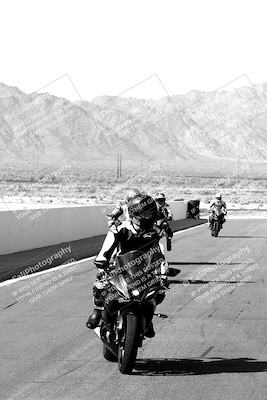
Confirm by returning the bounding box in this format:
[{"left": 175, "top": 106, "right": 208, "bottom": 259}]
[
  {"left": 117, "top": 152, "right": 122, "bottom": 179},
  {"left": 119, "top": 153, "right": 122, "bottom": 178},
  {"left": 237, "top": 156, "right": 240, "bottom": 185},
  {"left": 117, "top": 152, "right": 119, "bottom": 179}
]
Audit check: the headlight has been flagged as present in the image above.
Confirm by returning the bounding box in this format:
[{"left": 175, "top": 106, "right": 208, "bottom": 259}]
[{"left": 132, "top": 289, "right": 140, "bottom": 297}]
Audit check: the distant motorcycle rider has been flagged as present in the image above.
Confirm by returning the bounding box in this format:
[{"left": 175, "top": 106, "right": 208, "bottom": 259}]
[
  {"left": 86, "top": 194, "right": 168, "bottom": 337},
  {"left": 208, "top": 193, "right": 227, "bottom": 228},
  {"left": 155, "top": 193, "right": 173, "bottom": 246}
]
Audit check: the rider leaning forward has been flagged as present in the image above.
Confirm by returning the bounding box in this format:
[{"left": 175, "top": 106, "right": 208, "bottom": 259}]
[{"left": 86, "top": 193, "right": 168, "bottom": 338}]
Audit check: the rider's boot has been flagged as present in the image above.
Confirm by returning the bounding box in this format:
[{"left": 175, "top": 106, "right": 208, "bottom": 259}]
[
  {"left": 160, "top": 260, "right": 169, "bottom": 283},
  {"left": 86, "top": 306, "right": 103, "bottom": 329},
  {"left": 86, "top": 287, "right": 105, "bottom": 329},
  {"left": 208, "top": 216, "right": 212, "bottom": 228},
  {"left": 145, "top": 322, "right": 155, "bottom": 338}
]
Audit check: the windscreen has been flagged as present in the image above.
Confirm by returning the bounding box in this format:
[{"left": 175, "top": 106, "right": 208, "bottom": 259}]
[{"left": 108, "top": 244, "right": 164, "bottom": 299}]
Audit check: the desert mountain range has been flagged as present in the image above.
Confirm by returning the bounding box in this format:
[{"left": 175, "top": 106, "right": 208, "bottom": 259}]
[{"left": 0, "top": 82, "right": 266, "bottom": 171}]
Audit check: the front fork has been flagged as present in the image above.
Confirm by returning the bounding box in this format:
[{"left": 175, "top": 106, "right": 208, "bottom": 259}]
[
  {"left": 117, "top": 300, "right": 156, "bottom": 347},
  {"left": 99, "top": 300, "right": 157, "bottom": 356}
]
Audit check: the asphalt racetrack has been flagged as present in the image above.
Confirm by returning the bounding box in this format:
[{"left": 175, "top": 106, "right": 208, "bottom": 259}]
[{"left": 0, "top": 219, "right": 266, "bottom": 399}]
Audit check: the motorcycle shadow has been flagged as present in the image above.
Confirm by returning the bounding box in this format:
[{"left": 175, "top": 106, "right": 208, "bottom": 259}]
[
  {"left": 168, "top": 279, "right": 256, "bottom": 285},
  {"left": 133, "top": 357, "right": 267, "bottom": 376},
  {"left": 168, "top": 262, "right": 242, "bottom": 266},
  {"left": 217, "top": 236, "right": 267, "bottom": 239}
]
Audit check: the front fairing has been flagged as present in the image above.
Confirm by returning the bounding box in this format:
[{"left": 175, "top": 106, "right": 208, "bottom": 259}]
[
  {"left": 104, "top": 246, "right": 164, "bottom": 308},
  {"left": 213, "top": 207, "right": 224, "bottom": 219}
]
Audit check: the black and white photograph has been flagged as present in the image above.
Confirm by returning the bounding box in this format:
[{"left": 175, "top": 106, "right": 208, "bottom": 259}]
[{"left": 0, "top": 1, "right": 266, "bottom": 399}]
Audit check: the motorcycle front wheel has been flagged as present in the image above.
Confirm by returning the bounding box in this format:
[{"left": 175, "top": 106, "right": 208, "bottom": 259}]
[{"left": 118, "top": 313, "right": 140, "bottom": 374}]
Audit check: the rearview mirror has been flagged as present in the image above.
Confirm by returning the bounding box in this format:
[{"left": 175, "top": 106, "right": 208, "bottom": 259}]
[{"left": 166, "top": 268, "right": 181, "bottom": 277}]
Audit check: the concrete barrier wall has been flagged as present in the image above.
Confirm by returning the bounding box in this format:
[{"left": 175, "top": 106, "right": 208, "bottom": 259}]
[
  {"left": 0, "top": 201, "right": 187, "bottom": 255},
  {"left": 169, "top": 200, "right": 187, "bottom": 220}
]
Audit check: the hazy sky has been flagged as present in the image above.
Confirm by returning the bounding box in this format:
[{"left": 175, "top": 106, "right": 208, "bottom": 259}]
[{"left": 1, "top": 0, "right": 267, "bottom": 101}]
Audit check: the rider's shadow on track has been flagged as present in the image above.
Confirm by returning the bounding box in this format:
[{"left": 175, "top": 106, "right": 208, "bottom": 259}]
[
  {"left": 165, "top": 266, "right": 257, "bottom": 284},
  {"left": 168, "top": 279, "right": 256, "bottom": 285},
  {"left": 216, "top": 236, "right": 267, "bottom": 238},
  {"left": 133, "top": 357, "right": 267, "bottom": 376},
  {"left": 168, "top": 262, "right": 243, "bottom": 266}
]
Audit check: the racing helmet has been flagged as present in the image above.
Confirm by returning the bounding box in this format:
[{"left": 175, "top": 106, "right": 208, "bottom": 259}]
[
  {"left": 128, "top": 194, "right": 158, "bottom": 231},
  {"left": 215, "top": 193, "right": 222, "bottom": 200},
  {"left": 155, "top": 192, "right": 166, "bottom": 206}
]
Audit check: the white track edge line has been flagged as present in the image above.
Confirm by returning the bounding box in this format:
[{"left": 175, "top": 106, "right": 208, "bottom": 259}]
[{"left": 0, "top": 256, "right": 95, "bottom": 287}]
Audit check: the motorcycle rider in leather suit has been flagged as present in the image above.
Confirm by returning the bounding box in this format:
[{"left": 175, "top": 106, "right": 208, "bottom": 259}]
[
  {"left": 208, "top": 193, "right": 227, "bottom": 228},
  {"left": 155, "top": 193, "right": 173, "bottom": 242},
  {"left": 86, "top": 194, "right": 168, "bottom": 337}
]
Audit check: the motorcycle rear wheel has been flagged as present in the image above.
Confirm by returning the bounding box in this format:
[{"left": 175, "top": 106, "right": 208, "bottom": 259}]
[
  {"left": 118, "top": 313, "right": 139, "bottom": 374},
  {"left": 212, "top": 221, "right": 220, "bottom": 237}
]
